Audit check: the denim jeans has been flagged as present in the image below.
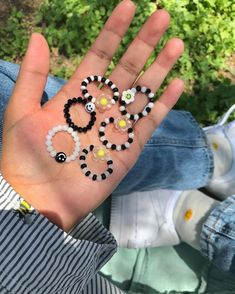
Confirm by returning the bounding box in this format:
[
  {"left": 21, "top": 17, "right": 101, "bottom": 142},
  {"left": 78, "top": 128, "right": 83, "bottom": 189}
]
[{"left": 0, "top": 59, "right": 234, "bottom": 277}]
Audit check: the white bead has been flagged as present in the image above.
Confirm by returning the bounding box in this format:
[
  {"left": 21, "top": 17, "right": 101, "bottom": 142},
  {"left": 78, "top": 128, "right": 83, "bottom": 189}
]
[
  {"left": 108, "top": 165, "right": 114, "bottom": 170},
  {"left": 125, "top": 142, "right": 130, "bottom": 148},
  {"left": 46, "top": 135, "right": 52, "bottom": 141},
  {"left": 90, "top": 76, "right": 94, "bottom": 81},
  {"left": 106, "top": 143, "right": 112, "bottom": 149},
  {"left": 105, "top": 79, "right": 110, "bottom": 85},
  {"left": 91, "top": 97, "right": 96, "bottom": 103},
  {"left": 134, "top": 114, "right": 139, "bottom": 120},
  {"left": 84, "top": 78, "right": 89, "bottom": 84},
  {"left": 111, "top": 84, "right": 116, "bottom": 89},
  {"left": 89, "top": 173, "right": 93, "bottom": 179},
  {"left": 70, "top": 154, "right": 76, "bottom": 161},
  {"left": 50, "top": 151, "right": 56, "bottom": 157},
  {"left": 71, "top": 132, "right": 77, "bottom": 137},
  {"left": 84, "top": 93, "right": 90, "bottom": 98},
  {"left": 52, "top": 126, "right": 58, "bottom": 132},
  {"left": 111, "top": 99, "right": 116, "bottom": 105},
  {"left": 131, "top": 88, "right": 137, "bottom": 94},
  {"left": 141, "top": 86, "right": 147, "bottom": 93},
  {"left": 80, "top": 160, "right": 85, "bottom": 165},
  {"left": 120, "top": 106, "right": 125, "bottom": 111},
  {"left": 66, "top": 157, "right": 71, "bottom": 163},
  {"left": 105, "top": 118, "right": 110, "bottom": 124},
  {"left": 114, "top": 92, "right": 119, "bottom": 96},
  {"left": 81, "top": 85, "right": 86, "bottom": 90},
  {"left": 46, "top": 140, "right": 52, "bottom": 146},
  {"left": 143, "top": 110, "right": 148, "bottom": 116},
  {"left": 126, "top": 113, "right": 131, "bottom": 119},
  {"left": 100, "top": 136, "right": 106, "bottom": 142},
  {"left": 73, "top": 137, "right": 79, "bottom": 142},
  {"left": 47, "top": 146, "right": 53, "bottom": 152},
  {"left": 128, "top": 133, "right": 134, "bottom": 138},
  {"left": 98, "top": 76, "right": 102, "bottom": 82},
  {"left": 62, "top": 125, "right": 68, "bottom": 131},
  {"left": 105, "top": 171, "right": 110, "bottom": 177},
  {"left": 148, "top": 102, "right": 154, "bottom": 108},
  {"left": 68, "top": 127, "right": 73, "bottom": 133},
  {"left": 148, "top": 93, "right": 154, "bottom": 98},
  {"left": 99, "top": 126, "right": 105, "bottom": 132},
  {"left": 116, "top": 145, "right": 121, "bottom": 151},
  {"left": 97, "top": 175, "right": 102, "bottom": 181}
]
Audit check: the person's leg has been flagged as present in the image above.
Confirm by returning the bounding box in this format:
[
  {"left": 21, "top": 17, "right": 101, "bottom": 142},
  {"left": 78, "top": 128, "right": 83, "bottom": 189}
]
[{"left": 0, "top": 60, "right": 214, "bottom": 192}]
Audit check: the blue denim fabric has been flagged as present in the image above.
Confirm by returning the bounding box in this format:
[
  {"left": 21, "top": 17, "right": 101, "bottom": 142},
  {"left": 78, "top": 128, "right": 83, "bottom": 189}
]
[
  {"left": 201, "top": 195, "right": 235, "bottom": 275},
  {"left": 0, "top": 60, "right": 214, "bottom": 192}
]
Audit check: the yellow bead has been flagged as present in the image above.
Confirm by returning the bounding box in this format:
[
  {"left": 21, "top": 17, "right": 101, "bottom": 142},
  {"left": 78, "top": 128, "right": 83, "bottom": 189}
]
[
  {"left": 97, "top": 149, "right": 105, "bottom": 157},
  {"left": 100, "top": 97, "right": 108, "bottom": 106},
  {"left": 184, "top": 209, "right": 193, "bottom": 221},
  {"left": 118, "top": 119, "right": 127, "bottom": 128}
]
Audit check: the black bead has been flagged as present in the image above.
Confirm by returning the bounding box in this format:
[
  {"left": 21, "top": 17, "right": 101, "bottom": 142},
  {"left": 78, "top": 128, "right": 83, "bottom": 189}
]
[
  {"left": 111, "top": 144, "right": 116, "bottom": 150},
  {"left": 121, "top": 110, "right": 127, "bottom": 115},
  {"left": 83, "top": 149, "right": 88, "bottom": 154},
  {"left": 72, "top": 97, "right": 77, "bottom": 103},
  {"left": 74, "top": 126, "right": 79, "bottom": 131},
  {"left": 81, "top": 163, "right": 87, "bottom": 169},
  {"left": 69, "top": 122, "right": 75, "bottom": 128},
  {"left": 139, "top": 113, "right": 144, "bottom": 118},
  {"left": 113, "top": 96, "right": 119, "bottom": 101},
  {"left": 79, "top": 155, "right": 86, "bottom": 160},
  {"left": 145, "top": 107, "right": 151, "bottom": 113},
  {"left": 91, "top": 112, "right": 97, "bottom": 117},
  {"left": 101, "top": 77, "right": 106, "bottom": 83},
  {"left": 87, "top": 77, "right": 92, "bottom": 82},
  {"left": 90, "top": 145, "right": 94, "bottom": 151},
  {"left": 77, "top": 97, "right": 83, "bottom": 103},
  {"left": 103, "top": 140, "right": 108, "bottom": 145},
  {"left": 99, "top": 131, "right": 105, "bottom": 137},
  {"left": 82, "top": 127, "right": 87, "bottom": 133},
  {"left": 121, "top": 144, "right": 126, "bottom": 150},
  {"left": 108, "top": 81, "right": 113, "bottom": 87},
  {"left": 120, "top": 100, "right": 126, "bottom": 106},
  {"left": 81, "top": 81, "right": 87, "bottom": 86},
  {"left": 82, "top": 89, "right": 88, "bottom": 95},
  {"left": 109, "top": 117, "right": 114, "bottom": 123},
  {"left": 113, "top": 87, "right": 118, "bottom": 92},
  {"left": 101, "top": 122, "right": 106, "bottom": 127},
  {"left": 107, "top": 160, "right": 113, "bottom": 165},
  {"left": 85, "top": 171, "right": 91, "bottom": 177},
  {"left": 146, "top": 88, "right": 151, "bottom": 94},
  {"left": 64, "top": 104, "right": 69, "bottom": 109},
  {"left": 88, "top": 95, "right": 93, "bottom": 101},
  {"left": 55, "top": 152, "right": 67, "bottom": 163},
  {"left": 149, "top": 98, "right": 154, "bottom": 103},
  {"left": 94, "top": 75, "right": 98, "bottom": 81},
  {"left": 128, "top": 128, "right": 133, "bottom": 133},
  {"left": 66, "top": 118, "right": 72, "bottom": 123},
  {"left": 78, "top": 127, "right": 83, "bottom": 133},
  {"left": 87, "top": 125, "right": 92, "bottom": 130},
  {"left": 92, "top": 174, "right": 97, "bottom": 181},
  {"left": 68, "top": 99, "right": 73, "bottom": 104},
  {"left": 130, "top": 114, "right": 134, "bottom": 120},
  {"left": 128, "top": 138, "right": 133, "bottom": 143},
  {"left": 101, "top": 173, "right": 106, "bottom": 180},
  {"left": 136, "top": 85, "right": 141, "bottom": 91},
  {"left": 64, "top": 113, "right": 70, "bottom": 119},
  {"left": 107, "top": 168, "right": 113, "bottom": 174}
]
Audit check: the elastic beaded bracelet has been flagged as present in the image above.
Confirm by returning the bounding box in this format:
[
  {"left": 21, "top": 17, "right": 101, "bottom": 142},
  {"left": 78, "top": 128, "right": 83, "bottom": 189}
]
[
  {"left": 64, "top": 97, "right": 96, "bottom": 133},
  {"left": 45, "top": 124, "right": 81, "bottom": 163},
  {"left": 81, "top": 75, "right": 119, "bottom": 111},
  {"left": 79, "top": 145, "right": 114, "bottom": 181},
  {"left": 98, "top": 117, "right": 134, "bottom": 151},
  {"left": 120, "top": 86, "right": 155, "bottom": 121}
]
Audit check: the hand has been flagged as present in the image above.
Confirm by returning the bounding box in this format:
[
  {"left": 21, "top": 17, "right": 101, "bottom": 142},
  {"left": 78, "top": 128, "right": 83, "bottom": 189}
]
[{"left": 0, "top": 0, "right": 184, "bottom": 231}]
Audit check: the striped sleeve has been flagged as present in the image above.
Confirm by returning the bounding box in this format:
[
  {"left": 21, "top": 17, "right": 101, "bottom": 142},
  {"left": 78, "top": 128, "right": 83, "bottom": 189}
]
[{"left": 0, "top": 174, "right": 117, "bottom": 294}]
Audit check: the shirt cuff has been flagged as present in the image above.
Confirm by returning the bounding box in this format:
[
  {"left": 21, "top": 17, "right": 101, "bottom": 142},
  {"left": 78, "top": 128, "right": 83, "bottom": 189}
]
[{"left": 0, "top": 174, "right": 117, "bottom": 294}]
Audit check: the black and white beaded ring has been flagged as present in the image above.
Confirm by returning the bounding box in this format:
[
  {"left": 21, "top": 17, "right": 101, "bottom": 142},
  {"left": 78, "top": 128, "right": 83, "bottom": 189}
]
[
  {"left": 45, "top": 124, "right": 81, "bottom": 163},
  {"left": 98, "top": 117, "right": 135, "bottom": 151},
  {"left": 119, "top": 86, "right": 155, "bottom": 121},
  {"left": 81, "top": 75, "right": 119, "bottom": 106},
  {"left": 64, "top": 97, "right": 96, "bottom": 133},
  {"left": 79, "top": 145, "right": 114, "bottom": 181}
]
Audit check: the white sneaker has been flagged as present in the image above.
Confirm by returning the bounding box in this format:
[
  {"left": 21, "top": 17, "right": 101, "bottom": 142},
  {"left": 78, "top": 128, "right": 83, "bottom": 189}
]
[
  {"left": 109, "top": 189, "right": 181, "bottom": 248},
  {"left": 204, "top": 104, "right": 235, "bottom": 199}
]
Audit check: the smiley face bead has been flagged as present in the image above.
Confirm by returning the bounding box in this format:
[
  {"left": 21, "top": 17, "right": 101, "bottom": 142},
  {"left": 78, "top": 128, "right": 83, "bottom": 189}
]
[{"left": 85, "top": 102, "right": 96, "bottom": 113}]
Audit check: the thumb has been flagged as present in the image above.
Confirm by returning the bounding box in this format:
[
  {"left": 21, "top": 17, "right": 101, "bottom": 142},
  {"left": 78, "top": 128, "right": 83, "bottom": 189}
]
[{"left": 5, "top": 33, "right": 50, "bottom": 127}]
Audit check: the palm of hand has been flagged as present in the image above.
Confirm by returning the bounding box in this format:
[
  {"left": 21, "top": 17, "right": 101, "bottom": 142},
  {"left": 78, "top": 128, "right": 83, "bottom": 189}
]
[{"left": 0, "top": 1, "right": 184, "bottom": 231}]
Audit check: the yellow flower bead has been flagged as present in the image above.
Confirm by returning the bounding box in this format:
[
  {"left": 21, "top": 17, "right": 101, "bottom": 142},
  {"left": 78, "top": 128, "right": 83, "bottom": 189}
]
[
  {"left": 97, "top": 149, "right": 106, "bottom": 158},
  {"left": 100, "top": 97, "right": 108, "bottom": 106},
  {"left": 118, "top": 119, "right": 127, "bottom": 128},
  {"left": 184, "top": 209, "right": 193, "bottom": 221}
]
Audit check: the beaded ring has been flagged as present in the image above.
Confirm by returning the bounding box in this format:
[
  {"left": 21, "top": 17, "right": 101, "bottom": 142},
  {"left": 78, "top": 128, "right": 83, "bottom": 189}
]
[
  {"left": 98, "top": 117, "right": 134, "bottom": 151},
  {"left": 79, "top": 145, "right": 114, "bottom": 181},
  {"left": 64, "top": 97, "right": 96, "bottom": 133},
  {"left": 120, "top": 86, "right": 155, "bottom": 121},
  {"left": 81, "top": 75, "right": 119, "bottom": 111},
  {"left": 45, "top": 124, "right": 81, "bottom": 163}
]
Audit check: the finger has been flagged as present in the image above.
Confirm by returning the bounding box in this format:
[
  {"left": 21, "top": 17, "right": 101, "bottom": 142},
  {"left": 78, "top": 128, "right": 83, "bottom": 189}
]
[
  {"left": 5, "top": 33, "right": 50, "bottom": 125},
  {"left": 135, "top": 78, "right": 185, "bottom": 148},
  {"left": 109, "top": 9, "right": 170, "bottom": 92},
  {"left": 62, "top": 0, "right": 136, "bottom": 97}
]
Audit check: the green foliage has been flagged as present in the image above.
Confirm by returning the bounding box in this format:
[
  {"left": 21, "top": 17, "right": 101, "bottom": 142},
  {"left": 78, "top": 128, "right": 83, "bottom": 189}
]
[
  {"left": 0, "top": 0, "right": 235, "bottom": 124},
  {"left": 0, "top": 7, "right": 29, "bottom": 61}
]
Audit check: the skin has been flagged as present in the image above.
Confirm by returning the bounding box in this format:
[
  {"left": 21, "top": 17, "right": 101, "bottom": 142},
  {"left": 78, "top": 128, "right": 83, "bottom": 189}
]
[{"left": 0, "top": 0, "right": 184, "bottom": 232}]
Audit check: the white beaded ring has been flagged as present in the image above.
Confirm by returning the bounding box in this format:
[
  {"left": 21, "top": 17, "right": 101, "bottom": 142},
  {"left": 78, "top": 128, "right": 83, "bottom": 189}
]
[
  {"left": 45, "top": 124, "right": 81, "bottom": 163},
  {"left": 79, "top": 145, "right": 114, "bottom": 181},
  {"left": 81, "top": 75, "right": 119, "bottom": 108},
  {"left": 98, "top": 117, "right": 134, "bottom": 151},
  {"left": 120, "top": 86, "right": 155, "bottom": 121}
]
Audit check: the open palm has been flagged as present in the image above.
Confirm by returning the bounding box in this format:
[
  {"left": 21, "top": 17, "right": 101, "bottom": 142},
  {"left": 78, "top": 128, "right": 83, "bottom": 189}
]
[{"left": 0, "top": 0, "right": 184, "bottom": 231}]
